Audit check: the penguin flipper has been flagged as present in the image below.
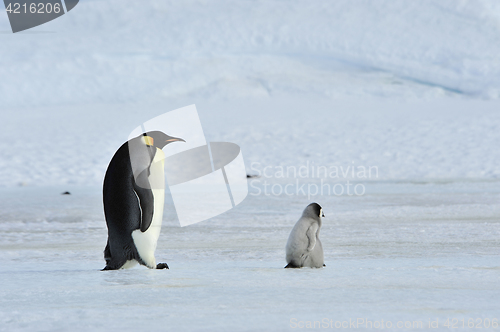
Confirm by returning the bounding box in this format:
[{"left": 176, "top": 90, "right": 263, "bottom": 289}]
[
  {"left": 305, "top": 223, "right": 319, "bottom": 251},
  {"left": 133, "top": 171, "right": 155, "bottom": 232}
]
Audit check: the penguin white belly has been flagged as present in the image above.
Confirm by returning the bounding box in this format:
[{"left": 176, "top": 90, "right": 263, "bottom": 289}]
[{"left": 131, "top": 148, "right": 165, "bottom": 269}]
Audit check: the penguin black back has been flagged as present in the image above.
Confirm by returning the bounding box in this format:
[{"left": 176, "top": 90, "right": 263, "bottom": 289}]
[{"left": 103, "top": 140, "right": 155, "bottom": 269}]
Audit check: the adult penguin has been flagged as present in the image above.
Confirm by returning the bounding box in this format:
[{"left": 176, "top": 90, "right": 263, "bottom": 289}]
[
  {"left": 102, "top": 131, "right": 184, "bottom": 270},
  {"left": 285, "top": 203, "right": 325, "bottom": 268}
]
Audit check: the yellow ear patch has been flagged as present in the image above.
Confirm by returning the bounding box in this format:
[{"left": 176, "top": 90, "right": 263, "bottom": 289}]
[{"left": 143, "top": 136, "right": 154, "bottom": 146}]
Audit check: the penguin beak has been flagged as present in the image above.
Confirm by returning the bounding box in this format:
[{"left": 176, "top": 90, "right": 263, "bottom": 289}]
[
  {"left": 165, "top": 137, "right": 185, "bottom": 143},
  {"left": 322, "top": 212, "right": 325, "bottom": 217}
]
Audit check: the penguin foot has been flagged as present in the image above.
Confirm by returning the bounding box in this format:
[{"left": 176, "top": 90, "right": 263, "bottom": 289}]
[
  {"left": 156, "top": 263, "right": 169, "bottom": 269},
  {"left": 323, "top": 264, "right": 326, "bottom": 267},
  {"left": 284, "top": 263, "right": 300, "bottom": 269}
]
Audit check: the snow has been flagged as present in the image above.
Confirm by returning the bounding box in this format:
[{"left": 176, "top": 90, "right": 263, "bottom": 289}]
[
  {"left": 1, "top": 0, "right": 500, "bottom": 331},
  {"left": 1, "top": 185, "right": 499, "bottom": 331},
  {"left": 2, "top": 98, "right": 499, "bottom": 188},
  {"left": 2, "top": 0, "right": 500, "bottom": 108}
]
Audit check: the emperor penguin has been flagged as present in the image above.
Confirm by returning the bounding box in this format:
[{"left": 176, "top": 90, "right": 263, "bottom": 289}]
[
  {"left": 102, "top": 131, "right": 184, "bottom": 270},
  {"left": 285, "top": 203, "right": 325, "bottom": 268}
]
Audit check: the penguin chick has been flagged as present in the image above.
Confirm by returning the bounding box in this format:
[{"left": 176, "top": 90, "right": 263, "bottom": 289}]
[{"left": 285, "top": 203, "right": 325, "bottom": 268}]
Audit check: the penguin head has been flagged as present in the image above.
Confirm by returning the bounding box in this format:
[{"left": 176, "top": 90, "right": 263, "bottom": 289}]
[
  {"left": 303, "top": 202, "right": 325, "bottom": 220},
  {"left": 141, "top": 131, "right": 185, "bottom": 149}
]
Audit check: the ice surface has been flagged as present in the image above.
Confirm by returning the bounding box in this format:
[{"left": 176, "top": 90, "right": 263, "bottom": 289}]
[{"left": 0, "top": 184, "right": 499, "bottom": 331}]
